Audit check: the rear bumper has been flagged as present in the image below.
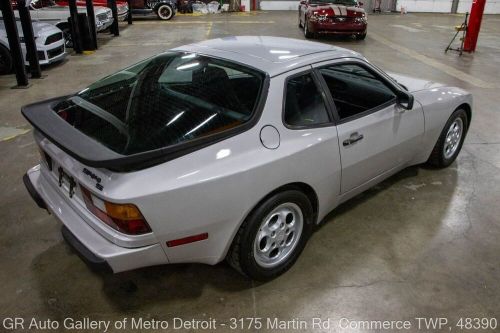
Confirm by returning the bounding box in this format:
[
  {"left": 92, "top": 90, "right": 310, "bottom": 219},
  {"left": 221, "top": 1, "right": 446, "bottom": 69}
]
[
  {"left": 24, "top": 166, "right": 169, "bottom": 273},
  {"left": 309, "top": 20, "right": 367, "bottom": 34}
]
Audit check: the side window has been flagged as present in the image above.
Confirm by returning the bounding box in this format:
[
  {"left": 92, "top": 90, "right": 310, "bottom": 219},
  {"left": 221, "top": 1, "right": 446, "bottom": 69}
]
[
  {"left": 284, "top": 73, "right": 330, "bottom": 127},
  {"left": 319, "top": 63, "right": 396, "bottom": 120}
]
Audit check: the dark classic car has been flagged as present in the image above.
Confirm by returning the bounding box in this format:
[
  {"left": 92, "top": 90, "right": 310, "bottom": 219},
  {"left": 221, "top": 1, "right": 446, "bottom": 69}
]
[
  {"left": 129, "top": 0, "right": 177, "bottom": 20},
  {"left": 298, "top": 0, "right": 367, "bottom": 39}
]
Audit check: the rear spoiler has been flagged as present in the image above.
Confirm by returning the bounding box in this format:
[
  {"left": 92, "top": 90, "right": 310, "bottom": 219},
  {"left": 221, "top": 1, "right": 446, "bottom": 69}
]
[
  {"left": 21, "top": 95, "right": 264, "bottom": 172},
  {"left": 22, "top": 96, "right": 136, "bottom": 171}
]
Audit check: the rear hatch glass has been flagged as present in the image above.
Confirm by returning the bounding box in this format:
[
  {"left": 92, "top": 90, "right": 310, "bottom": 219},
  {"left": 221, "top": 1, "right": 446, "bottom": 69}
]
[{"left": 52, "top": 52, "right": 265, "bottom": 156}]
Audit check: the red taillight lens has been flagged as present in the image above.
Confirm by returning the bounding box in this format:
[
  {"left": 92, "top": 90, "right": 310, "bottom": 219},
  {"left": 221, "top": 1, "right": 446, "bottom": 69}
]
[{"left": 80, "top": 186, "right": 151, "bottom": 235}]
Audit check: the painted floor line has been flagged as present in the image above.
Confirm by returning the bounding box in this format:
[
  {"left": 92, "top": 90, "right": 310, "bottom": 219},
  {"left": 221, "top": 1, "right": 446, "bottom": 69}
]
[
  {"left": 369, "top": 32, "right": 496, "bottom": 89},
  {"left": 0, "top": 127, "right": 31, "bottom": 142}
]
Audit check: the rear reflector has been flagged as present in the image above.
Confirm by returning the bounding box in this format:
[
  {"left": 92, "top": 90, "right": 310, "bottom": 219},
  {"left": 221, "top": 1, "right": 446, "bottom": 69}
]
[
  {"left": 80, "top": 186, "right": 152, "bottom": 235},
  {"left": 166, "top": 233, "right": 208, "bottom": 247}
]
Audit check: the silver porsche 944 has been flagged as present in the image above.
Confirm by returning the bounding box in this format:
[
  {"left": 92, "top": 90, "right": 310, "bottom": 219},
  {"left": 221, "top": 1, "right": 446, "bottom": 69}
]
[{"left": 23, "top": 36, "right": 472, "bottom": 280}]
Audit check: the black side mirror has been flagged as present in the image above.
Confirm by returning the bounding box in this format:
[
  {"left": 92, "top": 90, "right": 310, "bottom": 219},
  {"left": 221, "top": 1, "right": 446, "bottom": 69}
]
[
  {"left": 358, "top": 1, "right": 364, "bottom": 6},
  {"left": 396, "top": 90, "right": 414, "bottom": 110}
]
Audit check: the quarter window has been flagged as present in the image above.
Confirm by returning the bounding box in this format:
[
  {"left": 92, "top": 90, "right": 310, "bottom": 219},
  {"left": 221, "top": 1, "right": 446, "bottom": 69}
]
[
  {"left": 284, "top": 73, "right": 330, "bottom": 127},
  {"left": 319, "top": 63, "right": 396, "bottom": 120}
]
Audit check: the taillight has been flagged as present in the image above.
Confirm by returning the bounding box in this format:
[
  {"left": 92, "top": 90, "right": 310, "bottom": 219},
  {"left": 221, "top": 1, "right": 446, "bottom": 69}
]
[{"left": 80, "top": 186, "right": 151, "bottom": 235}]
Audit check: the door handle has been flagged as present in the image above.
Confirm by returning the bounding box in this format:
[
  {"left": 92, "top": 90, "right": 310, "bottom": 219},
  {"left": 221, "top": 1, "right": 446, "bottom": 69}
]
[{"left": 343, "top": 132, "right": 364, "bottom": 146}]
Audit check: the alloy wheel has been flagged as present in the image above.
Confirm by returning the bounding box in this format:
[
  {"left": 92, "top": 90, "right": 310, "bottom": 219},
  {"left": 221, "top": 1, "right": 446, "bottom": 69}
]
[
  {"left": 253, "top": 202, "right": 304, "bottom": 268},
  {"left": 443, "top": 117, "right": 463, "bottom": 159}
]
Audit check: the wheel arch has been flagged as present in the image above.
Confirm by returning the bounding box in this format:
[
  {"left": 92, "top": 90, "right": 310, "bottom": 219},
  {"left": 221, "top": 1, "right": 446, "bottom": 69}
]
[
  {"left": 154, "top": 1, "right": 174, "bottom": 11},
  {"left": 223, "top": 181, "right": 319, "bottom": 263},
  {"left": 457, "top": 102, "right": 471, "bottom": 130}
]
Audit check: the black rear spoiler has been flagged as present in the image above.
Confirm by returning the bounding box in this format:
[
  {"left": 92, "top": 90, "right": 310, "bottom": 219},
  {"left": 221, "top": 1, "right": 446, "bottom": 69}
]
[
  {"left": 22, "top": 96, "right": 134, "bottom": 171},
  {"left": 21, "top": 95, "right": 266, "bottom": 172}
]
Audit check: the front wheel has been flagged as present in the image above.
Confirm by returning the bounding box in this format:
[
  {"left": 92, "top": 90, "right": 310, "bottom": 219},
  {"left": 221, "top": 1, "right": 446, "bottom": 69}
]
[
  {"left": 156, "top": 4, "right": 174, "bottom": 20},
  {"left": 0, "top": 45, "right": 13, "bottom": 75},
  {"left": 227, "top": 190, "right": 314, "bottom": 281},
  {"left": 427, "top": 108, "right": 468, "bottom": 168}
]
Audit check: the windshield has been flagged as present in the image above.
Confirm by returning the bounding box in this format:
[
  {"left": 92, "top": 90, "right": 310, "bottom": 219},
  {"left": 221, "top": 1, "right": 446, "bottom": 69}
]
[
  {"left": 53, "top": 52, "right": 265, "bottom": 156},
  {"left": 310, "top": 0, "right": 357, "bottom": 6}
]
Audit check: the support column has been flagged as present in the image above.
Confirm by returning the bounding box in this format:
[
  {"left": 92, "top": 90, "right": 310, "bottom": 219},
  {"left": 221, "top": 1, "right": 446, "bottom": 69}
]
[
  {"left": 0, "top": 0, "right": 29, "bottom": 87},
  {"left": 18, "top": 0, "right": 42, "bottom": 78}
]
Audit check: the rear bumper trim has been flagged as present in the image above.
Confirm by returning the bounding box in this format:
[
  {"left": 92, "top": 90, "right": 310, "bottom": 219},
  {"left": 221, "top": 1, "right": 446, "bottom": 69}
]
[
  {"left": 25, "top": 166, "right": 169, "bottom": 273},
  {"left": 61, "top": 225, "right": 112, "bottom": 272},
  {"left": 23, "top": 173, "right": 47, "bottom": 210}
]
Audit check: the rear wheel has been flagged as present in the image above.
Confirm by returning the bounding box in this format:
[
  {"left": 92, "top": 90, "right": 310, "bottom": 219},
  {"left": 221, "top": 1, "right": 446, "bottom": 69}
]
[
  {"left": 0, "top": 45, "right": 13, "bottom": 75},
  {"left": 227, "top": 190, "right": 314, "bottom": 281},
  {"left": 304, "top": 19, "right": 313, "bottom": 39},
  {"left": 427, "top": 108, "right": 468, "bottom": 168},
  {"left": 157, "top": 4, "right": 174, "bottom": 20}
]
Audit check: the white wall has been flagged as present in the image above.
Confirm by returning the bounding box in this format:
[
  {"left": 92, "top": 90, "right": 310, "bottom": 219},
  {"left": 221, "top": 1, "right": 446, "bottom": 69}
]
[
  {"left": 260, "top": 0, "right": 299, "bottom": 10},
  {"left": 261, "top": 0, "right": 500, "bottom": 13},
  {"left": 456, "top": 0, "right": 500, "bottom": 14},
  {"left": 396, "top": 0, "right": 453, "bottom": 12}
]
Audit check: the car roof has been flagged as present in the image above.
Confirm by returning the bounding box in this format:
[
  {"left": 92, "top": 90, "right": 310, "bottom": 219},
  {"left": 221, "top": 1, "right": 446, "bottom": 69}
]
[{"left": 173, "top": 36, "right": 364, "bottom": 77}]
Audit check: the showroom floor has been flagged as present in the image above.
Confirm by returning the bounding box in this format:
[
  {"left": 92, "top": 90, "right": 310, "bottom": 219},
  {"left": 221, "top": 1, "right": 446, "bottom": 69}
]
[{"left": 0, "top": 11, "right": 499, "bottom": 332}]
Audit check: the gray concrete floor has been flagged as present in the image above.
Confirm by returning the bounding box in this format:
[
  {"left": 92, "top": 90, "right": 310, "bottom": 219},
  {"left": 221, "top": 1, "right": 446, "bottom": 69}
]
[{"left": 1, "top": 11, "right": 499, "bottom": 333}]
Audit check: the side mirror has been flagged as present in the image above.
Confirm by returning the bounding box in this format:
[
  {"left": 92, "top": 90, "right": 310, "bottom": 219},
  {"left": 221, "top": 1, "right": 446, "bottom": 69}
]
[
  {"left": 358, "top": 1, "right": 364, "bottom": 6},
  {"left": 396, "top": 90, "right": 414, "bottom": 110}
]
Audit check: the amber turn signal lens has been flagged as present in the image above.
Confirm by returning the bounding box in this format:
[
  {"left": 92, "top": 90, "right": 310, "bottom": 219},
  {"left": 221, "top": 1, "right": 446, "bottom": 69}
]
[{"left": 104, "top": 202, "right": 143, "bottom": 220}]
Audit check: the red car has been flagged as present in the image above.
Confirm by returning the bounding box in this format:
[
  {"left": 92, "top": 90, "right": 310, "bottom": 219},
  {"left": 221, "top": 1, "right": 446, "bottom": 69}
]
[{"left": 298, "top": 0, "right": 367, "bottom": 39}]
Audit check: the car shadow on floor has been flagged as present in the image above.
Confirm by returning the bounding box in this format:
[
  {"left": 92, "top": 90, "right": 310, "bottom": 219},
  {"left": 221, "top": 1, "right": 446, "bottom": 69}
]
[{"left": 30, "top": 163, "right": 459, "bottom": 314}]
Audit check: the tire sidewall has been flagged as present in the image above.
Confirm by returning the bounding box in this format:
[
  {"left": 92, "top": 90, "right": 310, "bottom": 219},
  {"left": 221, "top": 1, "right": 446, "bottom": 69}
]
[
  {"left": 157, "top": 4, "right": 174, "bottom": 20},
  {"left": 438, "top": 109, "right": 468, "bottom": 167},
  {"left": 238, "top": 190, "right": 314, "bottom": 280},
  {"left": 304, "top": 19, "right": 310, "bottom": 38}
]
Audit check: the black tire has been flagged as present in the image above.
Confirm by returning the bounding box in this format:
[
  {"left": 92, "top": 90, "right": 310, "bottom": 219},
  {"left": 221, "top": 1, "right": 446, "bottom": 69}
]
[
  {"left": 156, "top": 4, "right": 174, "bottom": 20},
  {"left": 0, "top": 45, "right": 13, "bottom": 75},
  {"left": 227, "top": 189, "right": 314, "bottom": 281},
  {"left": 356, "top": 32, "right": 367, "bottom": 40},
  {"left": 427, "top": 108, "right": 468, "bottom": 168},
  {"left": 304, "top": 19, "right": 314, "bottom": 39}
]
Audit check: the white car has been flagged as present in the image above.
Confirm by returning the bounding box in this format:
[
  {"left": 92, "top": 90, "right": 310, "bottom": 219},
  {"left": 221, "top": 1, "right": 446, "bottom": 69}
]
[
  {"left": 23, "top": 37, "right": 472, "bottom": 280},
  {"left": 0, "top": 19, "right": 66, "bottom": 74},
  {"left": 1, "top": 0, "right": 114, "bottom": 48}
]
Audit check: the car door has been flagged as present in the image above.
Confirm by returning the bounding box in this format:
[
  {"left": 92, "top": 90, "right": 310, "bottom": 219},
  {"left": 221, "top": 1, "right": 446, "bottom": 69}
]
[{"left": 313, "top": 59, "right": 424, "bottom": 194}]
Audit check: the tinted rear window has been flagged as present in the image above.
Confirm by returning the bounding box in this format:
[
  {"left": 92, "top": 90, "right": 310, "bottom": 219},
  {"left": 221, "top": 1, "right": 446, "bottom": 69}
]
[{"left": 54, "top": 52, "right": 264, "bottom": 155}]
